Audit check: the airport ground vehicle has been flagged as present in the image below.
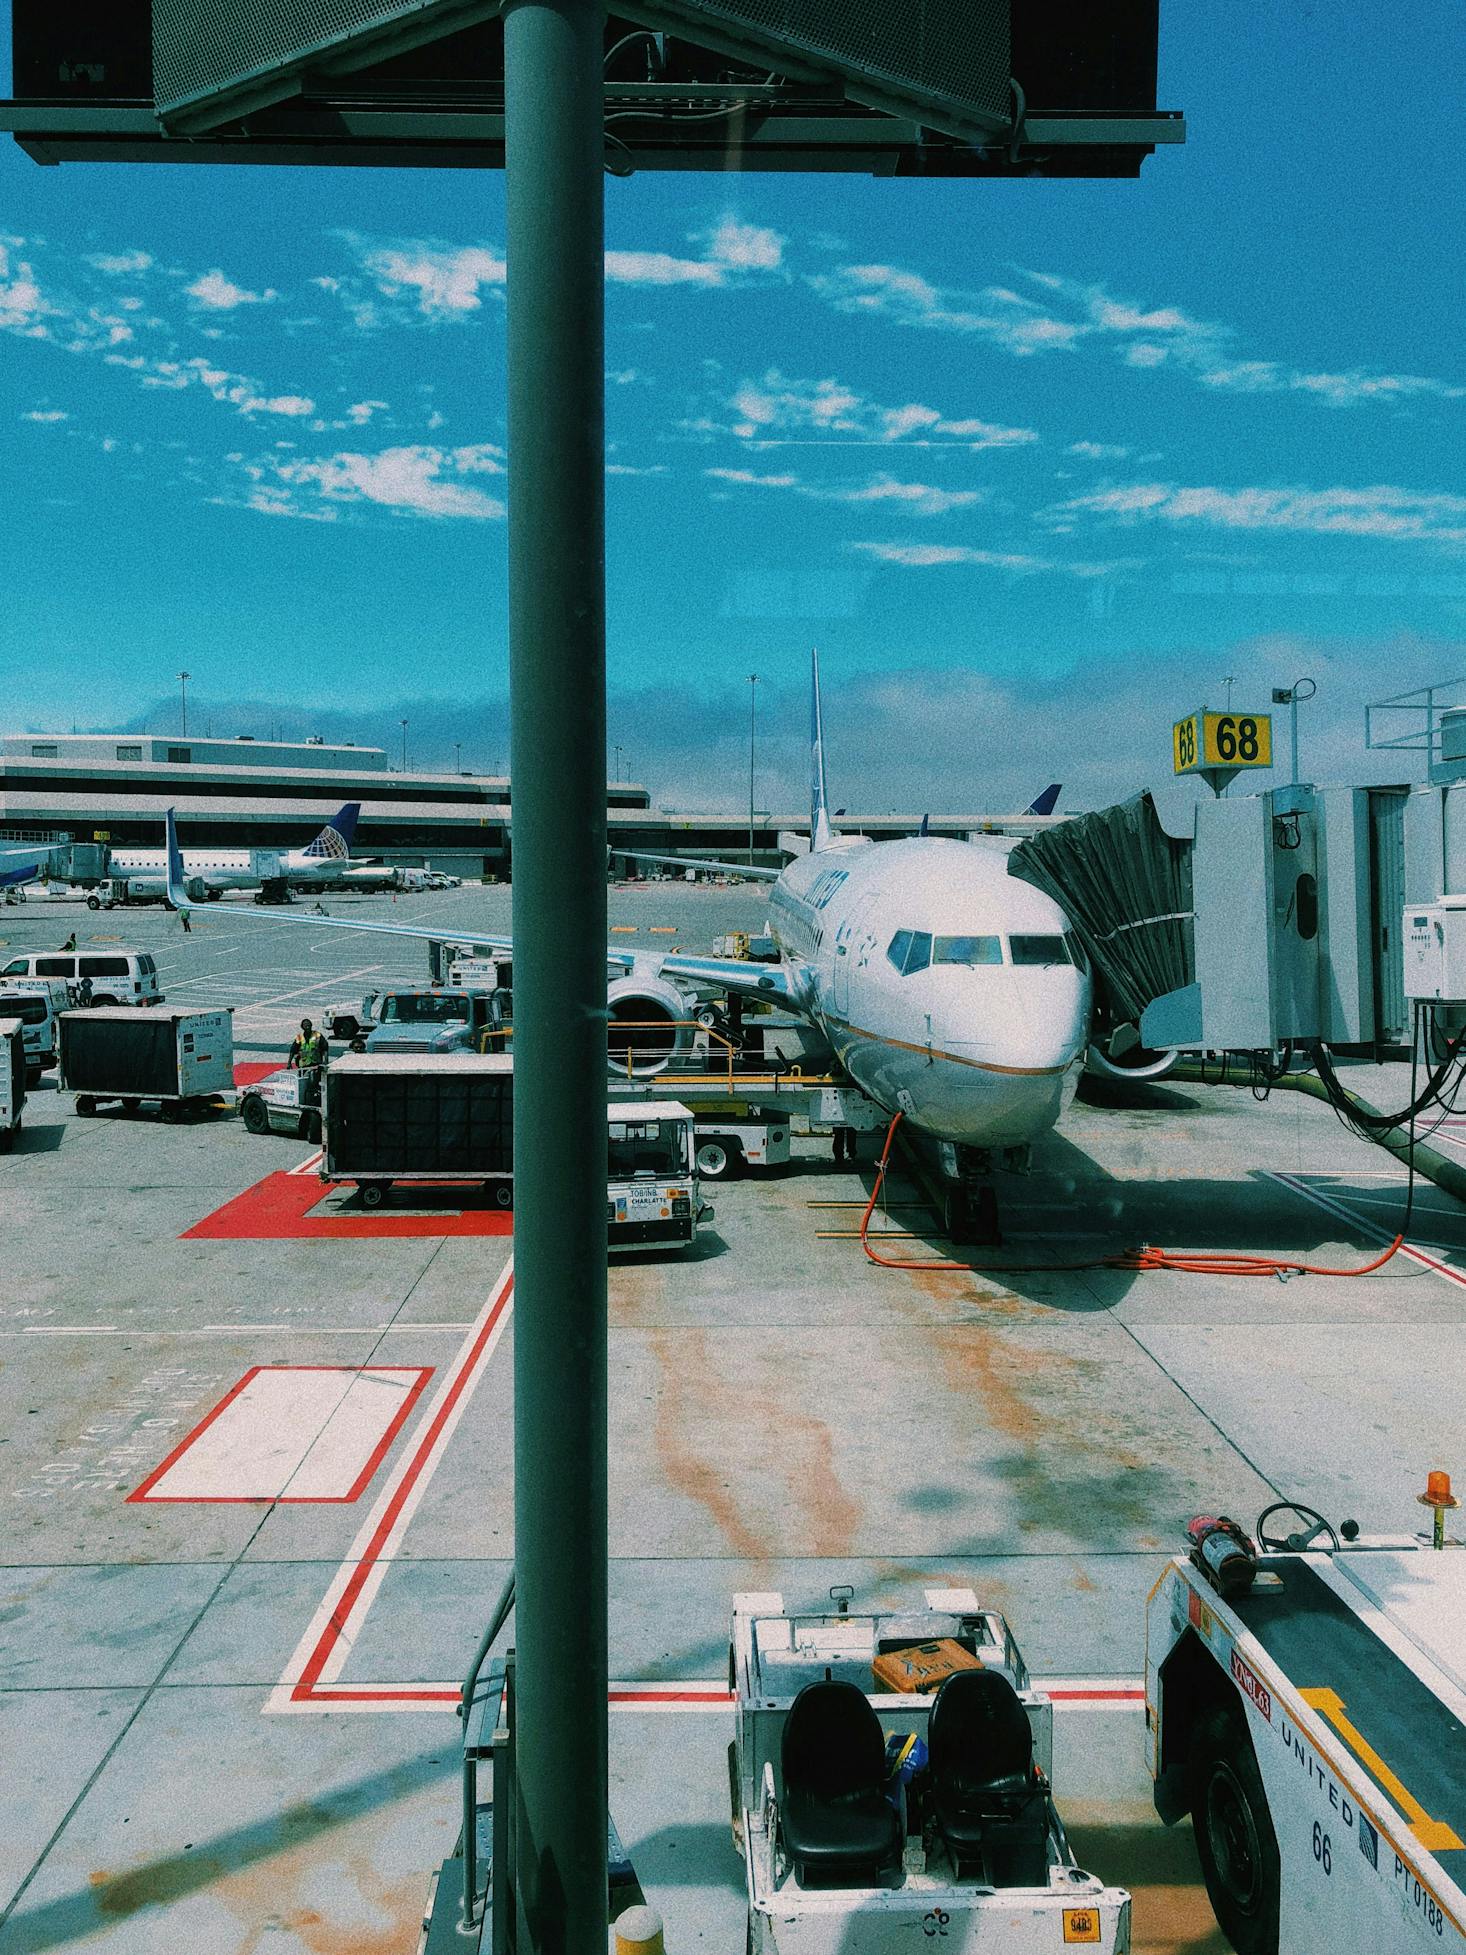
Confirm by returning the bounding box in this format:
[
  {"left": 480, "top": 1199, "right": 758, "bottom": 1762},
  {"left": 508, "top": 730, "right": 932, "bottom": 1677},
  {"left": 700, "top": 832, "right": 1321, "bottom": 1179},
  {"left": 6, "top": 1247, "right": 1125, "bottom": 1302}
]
[
  {"left": 324, "top": 984, "right": 507, "bottom": 1051},
  {"left": 0, "top": 1017, "right": 25, "bottom": 1149},
  {"left": 87, "top": 875, "right": 206, "bottom": 909},
  {"left": 731, "top": 1587, "right": 1131, "bottom": 1953},
  {"left": 0, "top": 949, "right": 163, "bottom": 1008},
  {"left": 237, "top": 1066, "right": 323, "bottom": 1142},
  {"left": 60, "top": 1007, "right": 234, "bottom": 1119},
  {"left": 321, "top": 1057, "right": 709, "bottom": 1246},
  {"left": 0, "top": 979, "right": 63, "bottom": 1084},
  {"left": 1147, "top": 1494, "right": 1466, "bottom": 1954},
  {"left": 688, "top": 1111, "right": 790, "bottom": 1180}
]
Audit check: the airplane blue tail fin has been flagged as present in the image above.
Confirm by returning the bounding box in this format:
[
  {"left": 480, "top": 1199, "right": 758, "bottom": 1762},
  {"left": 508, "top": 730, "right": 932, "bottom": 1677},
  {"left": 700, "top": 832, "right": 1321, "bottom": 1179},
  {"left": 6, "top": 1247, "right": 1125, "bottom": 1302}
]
[
  {"left": 302, "top": 803, "right": 360, "bottom": 860},
  {"left": 164, "top": 809, "right": 191, "bottom": 910},
  {"left": 1025, "top": 783, "right": 1062, "bottom": 817},
  {"left": 810, "top": 648, "right": 834, "bottom": 853}
]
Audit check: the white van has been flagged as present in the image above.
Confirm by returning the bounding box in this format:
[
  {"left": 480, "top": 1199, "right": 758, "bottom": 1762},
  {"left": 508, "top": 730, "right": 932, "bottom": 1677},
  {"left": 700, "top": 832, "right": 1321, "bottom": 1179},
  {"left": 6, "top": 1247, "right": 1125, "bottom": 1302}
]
[
  {"left": 0, "top": 950, "right": 164, "bottom": 1009},
  {"left": 0, "top": 981, "right": 63, "bottom": 1082}
]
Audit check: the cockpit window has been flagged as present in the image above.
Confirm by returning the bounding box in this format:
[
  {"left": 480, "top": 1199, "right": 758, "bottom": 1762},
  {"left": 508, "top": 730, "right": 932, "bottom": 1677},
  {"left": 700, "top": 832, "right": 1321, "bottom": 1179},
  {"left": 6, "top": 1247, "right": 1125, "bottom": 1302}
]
[
  {"left": 1010, "top": 934, "right": 1073, "bottom": 967},
  {"left": 932, "top": 935, "right": 1003, "bottom": 967},
  {"left": 886, "top": 929, "right": 932, "bottom": 975}
]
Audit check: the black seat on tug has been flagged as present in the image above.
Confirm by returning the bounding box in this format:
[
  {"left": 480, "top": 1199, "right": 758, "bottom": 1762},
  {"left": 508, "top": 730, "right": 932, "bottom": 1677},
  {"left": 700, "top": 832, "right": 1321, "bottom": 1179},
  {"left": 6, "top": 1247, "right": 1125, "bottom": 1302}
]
[
  {"left": 928, "top": 1668, "right": 1049, "bottom": 1886},
  {"left": 780, "top": 1680, "right": 901, "bottom": 1887}
]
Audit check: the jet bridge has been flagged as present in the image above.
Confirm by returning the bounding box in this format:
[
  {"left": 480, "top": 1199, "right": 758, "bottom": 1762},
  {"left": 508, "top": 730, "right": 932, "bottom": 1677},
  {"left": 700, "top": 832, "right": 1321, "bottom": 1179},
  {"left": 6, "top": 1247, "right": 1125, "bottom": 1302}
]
[{"left": 1010, "top": 785, "right": 1408, "bottom": 1059}]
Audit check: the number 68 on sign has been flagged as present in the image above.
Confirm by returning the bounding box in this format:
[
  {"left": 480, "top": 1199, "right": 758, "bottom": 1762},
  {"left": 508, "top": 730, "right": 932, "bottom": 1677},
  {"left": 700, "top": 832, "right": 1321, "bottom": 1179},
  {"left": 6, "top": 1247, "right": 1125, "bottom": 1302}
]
[{"left": 1173, "top": 710, "right": 1272, "bottom": 775}]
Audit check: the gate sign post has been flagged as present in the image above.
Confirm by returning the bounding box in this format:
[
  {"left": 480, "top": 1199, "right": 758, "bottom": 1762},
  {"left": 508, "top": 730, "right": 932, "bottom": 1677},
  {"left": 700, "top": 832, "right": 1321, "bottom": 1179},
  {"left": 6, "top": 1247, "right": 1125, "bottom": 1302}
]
[{"left": 1173, "top": 708, "right": 1274, "bottom": 796}]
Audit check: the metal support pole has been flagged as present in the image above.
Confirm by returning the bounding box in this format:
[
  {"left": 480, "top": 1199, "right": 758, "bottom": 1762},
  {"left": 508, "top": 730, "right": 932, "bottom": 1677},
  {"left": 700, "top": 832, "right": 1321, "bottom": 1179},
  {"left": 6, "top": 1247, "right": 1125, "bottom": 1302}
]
[
  {"left": 1290, "top": 695, "right": 1298, "bottom": 787},
  {"left": 747, "top": 673, "right": 757, "bottom": 866},
  {"left": 504, "top": 1, "right": 608, "bottom": 1949}
]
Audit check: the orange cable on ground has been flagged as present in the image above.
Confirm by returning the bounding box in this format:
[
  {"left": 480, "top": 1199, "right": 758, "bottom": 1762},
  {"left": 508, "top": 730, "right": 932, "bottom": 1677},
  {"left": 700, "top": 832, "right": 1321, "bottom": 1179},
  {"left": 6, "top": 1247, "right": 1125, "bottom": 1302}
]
[{"left": 858, "top": 1111, "right": 1404, "bottom": 1280}]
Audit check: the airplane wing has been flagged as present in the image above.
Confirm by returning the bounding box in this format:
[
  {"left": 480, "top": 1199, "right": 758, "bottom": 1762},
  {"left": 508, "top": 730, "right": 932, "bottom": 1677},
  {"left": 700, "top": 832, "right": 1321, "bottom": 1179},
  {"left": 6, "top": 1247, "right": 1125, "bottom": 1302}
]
[
  {"left": 163, "top": 812, "right": 794, "bottom": 1002},
  {"left": 615, "top": 847, "right": 781, "bottom": 882}
]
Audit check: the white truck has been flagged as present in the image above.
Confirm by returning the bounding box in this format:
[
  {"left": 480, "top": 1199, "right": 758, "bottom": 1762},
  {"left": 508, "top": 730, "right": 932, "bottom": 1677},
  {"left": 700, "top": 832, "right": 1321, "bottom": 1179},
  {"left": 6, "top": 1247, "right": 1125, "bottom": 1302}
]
[
  {"left": 0, "top": 1017, "right": 25, "bottom": 1150},
  {"left": 1147, "top": 1493, "right": 1466, "bottom": 1954},
  {"left": 0, "top": 978, "right": 64, "bottom": 1085},
  {"left": 731, "top": 1587, "right": 1131, "bottom": 1953}
]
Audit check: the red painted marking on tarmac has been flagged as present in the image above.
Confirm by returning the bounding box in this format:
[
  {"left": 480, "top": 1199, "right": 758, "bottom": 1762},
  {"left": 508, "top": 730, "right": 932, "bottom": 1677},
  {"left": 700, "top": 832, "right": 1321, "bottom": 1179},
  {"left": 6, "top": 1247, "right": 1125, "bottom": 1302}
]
[
  {"left": 233, "top": 1061, "right": 279, "bottom": 1086},
  {"left": 127, "top": 1365, "right": 433, "bottom": 1504},
  {"left": 1271, "top": 1171, "right": 1466, "bottom": 1291},
  {"left": 181, "top": 1170, "right": 515, "bottom": 1240},
  {"left": 290, "top": 1272, "right": 516, "bottom": 1704},
  {"left": 288, "top": 1679, "right": 1143, "bottom": 1711}
]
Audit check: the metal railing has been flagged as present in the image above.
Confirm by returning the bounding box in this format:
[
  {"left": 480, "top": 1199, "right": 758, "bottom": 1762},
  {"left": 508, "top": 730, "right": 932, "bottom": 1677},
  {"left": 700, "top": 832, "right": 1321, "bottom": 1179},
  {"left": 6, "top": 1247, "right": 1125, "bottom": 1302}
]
[
  {"left": 606, "top": 1018, "right": 838, "bottom": 1091},
  {"left": 1366, "top": 677, "right": 1466, "bottom": 769}
]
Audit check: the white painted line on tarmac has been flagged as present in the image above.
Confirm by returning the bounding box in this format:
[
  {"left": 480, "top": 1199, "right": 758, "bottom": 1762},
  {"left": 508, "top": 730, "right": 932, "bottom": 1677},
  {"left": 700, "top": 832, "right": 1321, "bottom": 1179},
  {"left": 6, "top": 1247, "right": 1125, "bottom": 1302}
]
[
  {"left": 1270, "top": 1171, "right": 1466, "bottom": 1291},
  {"left": 266, "top": 1259, "right": 514, "bottom": 1714}
]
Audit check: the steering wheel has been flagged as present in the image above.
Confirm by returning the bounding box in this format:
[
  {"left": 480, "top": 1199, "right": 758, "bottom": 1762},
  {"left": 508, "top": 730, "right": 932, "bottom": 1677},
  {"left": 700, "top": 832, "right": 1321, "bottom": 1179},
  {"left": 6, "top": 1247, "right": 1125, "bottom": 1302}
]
[{"left": 1255, "top": 1502, "right": 1340, "bottom": 1554}]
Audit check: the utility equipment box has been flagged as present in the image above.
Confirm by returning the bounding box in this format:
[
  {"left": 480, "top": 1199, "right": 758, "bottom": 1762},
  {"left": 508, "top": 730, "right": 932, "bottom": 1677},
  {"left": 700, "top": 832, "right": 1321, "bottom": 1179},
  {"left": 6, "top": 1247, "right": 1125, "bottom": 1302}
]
[
  {"left": 0, "top": 1017, "right": 25, "bottom": 1148},
  {"left": 58, "top": 1007, "right": 234, "bottom": 1104},
  {"left": 1402, "top": 899, "right": 1466, "bottom": 1003}
]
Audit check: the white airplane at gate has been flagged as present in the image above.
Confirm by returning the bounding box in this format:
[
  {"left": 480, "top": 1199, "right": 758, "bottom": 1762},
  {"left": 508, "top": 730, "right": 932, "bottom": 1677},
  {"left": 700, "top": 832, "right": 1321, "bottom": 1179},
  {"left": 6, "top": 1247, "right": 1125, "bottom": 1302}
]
[{"left": 163, "top": 654, "right": 1091, "bottom": 1153}]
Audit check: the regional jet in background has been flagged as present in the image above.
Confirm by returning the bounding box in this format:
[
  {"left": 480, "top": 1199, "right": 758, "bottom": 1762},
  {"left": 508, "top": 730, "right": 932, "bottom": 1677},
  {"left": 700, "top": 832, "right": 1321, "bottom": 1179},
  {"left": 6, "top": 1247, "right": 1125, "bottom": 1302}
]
[
  {"left": 121, "top": 804, "right": 362, "bottom": 902},
  {"left": 165, "top": 654, "right": 1092, "bottom": 1161},
  {"left": 0, "top": 842, "right": 49, "bottom": 895}
]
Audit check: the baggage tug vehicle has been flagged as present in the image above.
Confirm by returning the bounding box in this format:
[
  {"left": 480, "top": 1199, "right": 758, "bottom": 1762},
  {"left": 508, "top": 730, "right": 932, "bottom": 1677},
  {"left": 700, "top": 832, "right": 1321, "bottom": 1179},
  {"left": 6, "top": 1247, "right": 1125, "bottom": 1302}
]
[{"left": 730, "top": 1588, "right": 1131, "bottom": 1953}]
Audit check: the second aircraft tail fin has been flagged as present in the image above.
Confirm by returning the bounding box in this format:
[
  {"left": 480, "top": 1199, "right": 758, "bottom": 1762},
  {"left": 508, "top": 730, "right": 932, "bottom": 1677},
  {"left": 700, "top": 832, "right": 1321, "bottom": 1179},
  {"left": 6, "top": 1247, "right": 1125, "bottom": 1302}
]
[
  {"left": 164, "top": 809, "right": 191, "bottom": 911},
  {"left": 809, "top": 647, "right": 834, "bottom": 854}
]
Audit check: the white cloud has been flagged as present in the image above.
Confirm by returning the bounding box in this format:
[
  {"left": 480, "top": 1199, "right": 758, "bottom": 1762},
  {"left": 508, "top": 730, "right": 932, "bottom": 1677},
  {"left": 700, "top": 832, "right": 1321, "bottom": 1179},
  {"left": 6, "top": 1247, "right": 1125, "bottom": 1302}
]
[
  {"left": 605, "top": 250, "right": 724, "bottom": 288},
  {"left": 1068, "top": 440, "right": 1131, "bottom": 461},
  {"left": 707, "top": 466, "right": 800, "bottom": 488},
  {"left": 706, "top": 464, "right": 987, "bottom": 518},
  {"left": 183, "top": 358, "right": 315, "bottom": 418},
  {"left": 717, "top": 370, "right": 1036, "bottom": 451},
  {"left": 0, "top": 242, "right": 46, "bottom": 331},
  {"left": 22, "top": 408, "right": 68, "bottom": 423},
  {"left": 346, "top": 399, "right": 389, "bottom": 425},
  {"left": 703, "top": 215, "right": 784, "bottom": 273},
  {"left": 1046, "top": 480, "right": 1466, "bottom": 549},
  {"left": 86, "top": 251, "right": 153, "bottom": 276},
  {"left": 236, "top": 443, "right": 509, "bottom": 521},
  {"left": 185, "top": 269, "right": 276, "bottom": 311},
  {"left": 364, "top": 243, "right": 506, "bottom": 314},
  {"left": 606, "top": 461, "right": 667, "bottom": 477},
  {"left": 851, "top": 541, "right": 1126, "bottom": 576}
]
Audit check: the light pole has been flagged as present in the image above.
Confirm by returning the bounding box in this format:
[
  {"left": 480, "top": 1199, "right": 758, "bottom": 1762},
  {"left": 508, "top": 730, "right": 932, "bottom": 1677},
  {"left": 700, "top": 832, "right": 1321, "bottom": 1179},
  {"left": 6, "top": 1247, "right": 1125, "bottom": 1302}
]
[
  {"left": 613, "top": 743, "right": 623, "bottom": 783},
  {"left": 454, "top": 740, "right": 462, "bottom": 775},
  {"left": 178, "top": 671, "right": 190, "bottom": 738},
  {"left": 747, "top": 673, "right": 758, "bottom": 867},
  {"left": 400, "top": 718, "right": 408, "bottom": 771},
  {"left": 1272, "top": 677, "right": 1316, "bottom": 785},
  {"left": 1223, "top": 674, "right": 1235, "bottom": 711}
]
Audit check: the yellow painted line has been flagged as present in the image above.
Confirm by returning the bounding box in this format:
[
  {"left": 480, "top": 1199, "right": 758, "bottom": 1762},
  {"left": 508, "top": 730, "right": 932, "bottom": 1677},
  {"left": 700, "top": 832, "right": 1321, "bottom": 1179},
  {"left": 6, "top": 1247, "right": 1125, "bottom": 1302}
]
[
  {"left": 1299, "top": 1687, "right": 1465, "bottom": 1852},
  {"left": 649, "top": 926, "right": 678, "bottom": 935},
  {"left": 817, "top": 1230, "right": 928, "bottom": 1240},
  {"left": 808, "top": 1201, "right": 936, "bottom": 1212},
  {"left": 611, "top": 925, "right": 637, "bottom": 934}
]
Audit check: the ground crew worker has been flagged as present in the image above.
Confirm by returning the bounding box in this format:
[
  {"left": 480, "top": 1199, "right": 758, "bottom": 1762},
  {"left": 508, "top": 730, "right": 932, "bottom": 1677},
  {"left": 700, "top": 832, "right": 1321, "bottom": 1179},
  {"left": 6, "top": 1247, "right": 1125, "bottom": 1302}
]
[
  {"left": 179, "top": 907, "right": 192, "bottom": 934},
  {"left": 288, "top": 1017, "right": 330, "bottom": 1108},
  {"left": 61, "top": 932, "right": 76, "bottom": 951}
]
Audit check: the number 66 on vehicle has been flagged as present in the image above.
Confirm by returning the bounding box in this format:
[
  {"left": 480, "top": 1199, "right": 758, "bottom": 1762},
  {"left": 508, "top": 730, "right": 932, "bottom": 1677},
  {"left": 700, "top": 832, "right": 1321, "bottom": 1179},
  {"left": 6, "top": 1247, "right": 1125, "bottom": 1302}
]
[{"left": 1172, "top": 709, "right": 1272, "bottom": 774}]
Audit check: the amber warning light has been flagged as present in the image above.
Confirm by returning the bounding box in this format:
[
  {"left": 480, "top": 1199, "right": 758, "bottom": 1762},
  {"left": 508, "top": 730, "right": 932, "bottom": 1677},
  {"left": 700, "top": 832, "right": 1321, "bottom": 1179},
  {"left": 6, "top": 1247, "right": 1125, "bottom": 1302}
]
[{"left": 1418, "top": 1469, "right": 1459, "bottom": 1549}]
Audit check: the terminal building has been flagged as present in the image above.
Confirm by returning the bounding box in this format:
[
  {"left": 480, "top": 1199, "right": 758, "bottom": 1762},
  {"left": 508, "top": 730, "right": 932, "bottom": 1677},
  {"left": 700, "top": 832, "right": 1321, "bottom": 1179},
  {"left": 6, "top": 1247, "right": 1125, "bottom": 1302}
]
[{"left": 0, "top": 731, "right": 1055, "bottom": 879}]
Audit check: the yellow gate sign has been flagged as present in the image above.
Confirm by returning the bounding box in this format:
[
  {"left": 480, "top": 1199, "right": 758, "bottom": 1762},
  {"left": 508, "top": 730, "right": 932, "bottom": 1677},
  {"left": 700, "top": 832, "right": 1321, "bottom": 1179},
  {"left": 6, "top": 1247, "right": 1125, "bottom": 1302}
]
[{"left": 1173, "top": 710, "right": 1272, "bottom": 776}]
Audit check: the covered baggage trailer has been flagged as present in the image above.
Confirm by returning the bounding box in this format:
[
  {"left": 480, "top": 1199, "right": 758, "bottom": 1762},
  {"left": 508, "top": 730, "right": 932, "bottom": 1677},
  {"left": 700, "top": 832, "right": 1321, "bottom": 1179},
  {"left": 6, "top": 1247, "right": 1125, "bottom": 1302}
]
[
  {"left": 322, "top": 1052, "right": 514, "bottom": 1208},
  {"left": 59, "top": 1007, "right": 234, "bottom": 1118},
  {"left": 731, "top": 1588, "right": 1130, "bottom": 1953},
  {"left": 1147, "top": 1494, "right": 1466, "bottom": 1953},
  {"left": 0, "top": 1016, "right": 25, "bottom": 1149}
]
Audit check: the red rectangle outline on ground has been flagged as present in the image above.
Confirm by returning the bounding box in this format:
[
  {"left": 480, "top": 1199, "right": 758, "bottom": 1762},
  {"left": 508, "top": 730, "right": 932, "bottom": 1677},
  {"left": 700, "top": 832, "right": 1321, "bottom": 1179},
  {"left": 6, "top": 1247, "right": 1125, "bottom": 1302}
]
[
  {"left": 277, "top": 1679, "right": 1147, "bottom": 1713},
  {"left": 181, "top": 1169, "right": 515, "bottom": 1239},
  {"left": 127, "top": 1364, "right": 433, "bottom": 1504}
]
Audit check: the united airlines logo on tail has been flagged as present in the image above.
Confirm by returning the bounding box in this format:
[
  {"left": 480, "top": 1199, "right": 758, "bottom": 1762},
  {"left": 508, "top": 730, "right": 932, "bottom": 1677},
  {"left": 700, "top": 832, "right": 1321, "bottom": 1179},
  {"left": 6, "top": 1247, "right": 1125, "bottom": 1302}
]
[{"left": 302, "top": 804, "right": 360, "bottom": 860}]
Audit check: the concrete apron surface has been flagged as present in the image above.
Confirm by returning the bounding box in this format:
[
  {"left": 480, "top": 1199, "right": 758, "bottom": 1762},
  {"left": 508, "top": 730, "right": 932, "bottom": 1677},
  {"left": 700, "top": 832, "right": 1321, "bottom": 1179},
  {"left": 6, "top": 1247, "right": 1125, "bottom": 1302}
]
[{"left": 1, "top": 894, "right": 1461, "bottom": 1953}]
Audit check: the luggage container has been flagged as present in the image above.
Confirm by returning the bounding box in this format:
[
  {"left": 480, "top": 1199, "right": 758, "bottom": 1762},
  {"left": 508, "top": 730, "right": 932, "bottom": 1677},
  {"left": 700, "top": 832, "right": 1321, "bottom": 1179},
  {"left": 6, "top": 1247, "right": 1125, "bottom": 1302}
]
[
  {"left": 322, "top": 1053, "right": 515, "bottom": 1208},
  {"left": 59, "top": 1007, "right": 234, "bottom": 1119},
  {"left": 0, "top": 1016, "right": 25, "bottom": 1149}
]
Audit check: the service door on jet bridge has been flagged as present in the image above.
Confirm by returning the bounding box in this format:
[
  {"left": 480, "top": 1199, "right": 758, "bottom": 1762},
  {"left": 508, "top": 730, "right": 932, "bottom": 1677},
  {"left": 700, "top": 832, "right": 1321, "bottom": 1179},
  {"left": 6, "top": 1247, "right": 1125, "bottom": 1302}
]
[{"left": 1369, "top": 787, "right": 1408, "bottom": 1043}]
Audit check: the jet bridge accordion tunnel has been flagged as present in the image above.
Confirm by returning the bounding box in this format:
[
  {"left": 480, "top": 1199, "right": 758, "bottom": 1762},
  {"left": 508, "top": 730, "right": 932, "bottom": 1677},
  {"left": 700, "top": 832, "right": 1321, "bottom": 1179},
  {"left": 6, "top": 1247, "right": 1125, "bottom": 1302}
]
[{"left": 1009, "top": 784, "right": 1409, "bottom": 1065}]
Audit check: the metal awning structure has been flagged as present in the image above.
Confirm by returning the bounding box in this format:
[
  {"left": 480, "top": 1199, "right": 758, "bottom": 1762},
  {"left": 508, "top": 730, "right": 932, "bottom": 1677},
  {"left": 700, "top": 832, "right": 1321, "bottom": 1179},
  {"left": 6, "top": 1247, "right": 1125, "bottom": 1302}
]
[{"left": 4, "top": 1, "right": 1182, "bottom": 173}]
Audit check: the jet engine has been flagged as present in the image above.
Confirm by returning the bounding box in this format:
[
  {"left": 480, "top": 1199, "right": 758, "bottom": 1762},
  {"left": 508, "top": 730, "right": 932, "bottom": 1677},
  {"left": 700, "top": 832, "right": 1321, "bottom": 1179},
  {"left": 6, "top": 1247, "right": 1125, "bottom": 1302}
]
[
  {"left": 606, "top": 973, "right": 697, "bottom": 1078},
  {"left": 1085, "top": 1020, "right": 1178, "bottom": 1083}
]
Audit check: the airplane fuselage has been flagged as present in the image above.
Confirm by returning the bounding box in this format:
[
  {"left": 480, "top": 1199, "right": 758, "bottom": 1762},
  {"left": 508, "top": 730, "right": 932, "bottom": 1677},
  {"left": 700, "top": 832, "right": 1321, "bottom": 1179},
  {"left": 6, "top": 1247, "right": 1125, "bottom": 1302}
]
[
  {"left": 763, "top": 836, "right": 1090, "bottom": 1149},
  {"left": 109, "top": 847, "right": 351, "bottom": 894}
]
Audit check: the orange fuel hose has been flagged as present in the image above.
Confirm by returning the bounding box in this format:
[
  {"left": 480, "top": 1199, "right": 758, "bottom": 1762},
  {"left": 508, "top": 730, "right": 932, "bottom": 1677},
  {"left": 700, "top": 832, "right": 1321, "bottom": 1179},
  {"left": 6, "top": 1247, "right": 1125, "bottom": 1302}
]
[{"left": 858, "top": 1111, "right": 1404, "bottom": 1279}]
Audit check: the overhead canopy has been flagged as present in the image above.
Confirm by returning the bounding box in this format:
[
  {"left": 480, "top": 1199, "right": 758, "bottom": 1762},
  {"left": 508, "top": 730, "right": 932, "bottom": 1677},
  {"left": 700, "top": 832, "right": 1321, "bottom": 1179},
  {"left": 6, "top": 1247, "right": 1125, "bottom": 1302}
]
[{"left": 1008, "top": 792, "right": 1194, "bottom": 1028}]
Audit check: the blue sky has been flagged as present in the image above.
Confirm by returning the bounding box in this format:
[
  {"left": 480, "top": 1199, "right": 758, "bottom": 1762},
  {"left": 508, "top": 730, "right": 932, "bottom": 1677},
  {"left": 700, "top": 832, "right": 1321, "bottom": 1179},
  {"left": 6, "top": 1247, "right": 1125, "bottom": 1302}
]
[{"left": 1, "top": 2, "right": 1464, "bottom": 814}]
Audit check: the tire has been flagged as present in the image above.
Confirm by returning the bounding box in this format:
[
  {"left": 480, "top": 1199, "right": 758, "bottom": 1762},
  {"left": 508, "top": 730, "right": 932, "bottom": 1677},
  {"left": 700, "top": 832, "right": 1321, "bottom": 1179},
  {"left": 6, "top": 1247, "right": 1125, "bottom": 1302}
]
[
  {"left": 75, "top": 1096, "right": 95, "bottom": 1116},
  {"left": 1188, "top": 1704, "right": 1281, "bottom": 1955},
  {"left": 91, "top": 995, "right": 117, "bottom": 1009},
  {"left": 492, "top": 1182, "right": 513, "bottom": 1208},
  {"left": 241, "top": 1096, "right": 270, "bottom": 1135},
  {"left": 0, "top": 1126, "right": 13, "bottom": 1153},
  {"left": 207, "top": 889, "right": 222, "bottom": 901},
  {"left": 86, "top": 895, "right": 101, "bottom": 911},
  {"left": 335, "top": 1016, "right": 359, "bottom": 1041},
  {"left": 360, "top": 1181, "right": 387, "bottom": 1208},
  {"left": 696, "top": 1138, "right": 738, "bottom": 1180},
  {"left": 307, "top": 1112, "right": 323, "bottom": 1145}
]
